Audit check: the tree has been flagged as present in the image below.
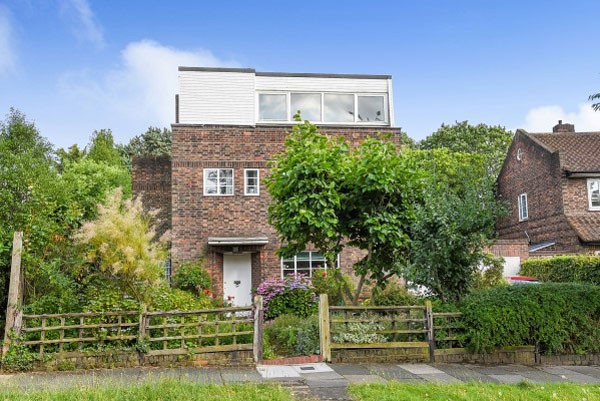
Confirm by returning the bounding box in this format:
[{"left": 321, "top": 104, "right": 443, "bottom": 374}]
[
  {"left": 419, "top": 121, "right": 513, "bottom": 179},
  {"left": 75, "top": 188, "right": 169, "bottom": 307},
  {"left": 267, "top": 118, "right": 418, "bottom": 304},
  {"left": 118, "top": 127, "right": 172, "bottom": 171},
  {"left": 86, "top": 129, "right": 124, "bottom": 167},
  {"left": 403, "top": 149, "right": 506, "bottom": 301},
  {"left": 590, "top": 92, "right": 600, "bottom": 111}
]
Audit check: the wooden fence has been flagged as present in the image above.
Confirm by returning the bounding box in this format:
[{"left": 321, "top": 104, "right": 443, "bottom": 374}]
[
  {"left": 319, "top": 294, "right": 464, "bottom": 362},
  {"left": 6, "top": 297, "right": 264, "bottom": 362}
]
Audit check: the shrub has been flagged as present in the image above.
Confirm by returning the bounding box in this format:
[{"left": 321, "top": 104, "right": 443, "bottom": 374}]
[
  {"left": 373, "top": 282, "right": 419, "bottom": 306},
  {"left": 310, "top": 268, "right": 354, "bottom": 305},
  {"left": 264, "top": 314, "right": 319, "bottom": 357},
  {"left": 459, "top": 283, "right": 600, "bottom": 354},
  {"left": 472, "top": 253, "right": 507, "bottom": 291},
  {"left": 172, "top": 259, "right": 212, "bottom": 293},
  {"left": 255, "top": 275, "right": 317, "bottom": 320},
  {"left": 520, "top": 255, "right": 600, "bottom": 284},
  {"left": 331, "top": 319, "right": 386, "bottom": 344}
]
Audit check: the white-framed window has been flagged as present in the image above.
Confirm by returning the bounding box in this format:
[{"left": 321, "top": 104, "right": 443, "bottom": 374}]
[
  {"left": 257, "top": 91, "right": 388, "bottom": 124},
  {"left": 281, "top": 251, "right": 340, "bottom": 278},
  {"left": 588, "top": 179, "right": 600, "bottom": 210},
  {"left": 518, "top": 193, "right": 528, "bottom": 221},
  {"left": 244, "top": 169, "right": 260, "bottom": 196},
  {"left": 203, "top": 168, "right": 234, "bottom": 196}
]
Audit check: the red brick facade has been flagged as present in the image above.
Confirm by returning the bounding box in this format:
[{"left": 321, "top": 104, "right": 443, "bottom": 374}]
[
  {"left": 168, "top": 124, "right": 403, "bottom": 296},
  {"left": 496, "top": 129, "right": 600, "bottom": 255}
]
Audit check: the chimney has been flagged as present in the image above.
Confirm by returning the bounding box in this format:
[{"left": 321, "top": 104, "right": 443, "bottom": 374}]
[{"left": 553, "top": 120, "right": 575, "bottom": 133}]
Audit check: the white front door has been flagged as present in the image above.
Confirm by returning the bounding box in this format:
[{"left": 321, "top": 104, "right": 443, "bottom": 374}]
[{"left": 223, "top": 253, "right": 252, "bottom": 306}]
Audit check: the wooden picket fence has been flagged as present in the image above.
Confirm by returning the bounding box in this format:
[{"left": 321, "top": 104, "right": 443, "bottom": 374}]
[{"left": 319, "top": 294, "right": 465, "bottom": 362}]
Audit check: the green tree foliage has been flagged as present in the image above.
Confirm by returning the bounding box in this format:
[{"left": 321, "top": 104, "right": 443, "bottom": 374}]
[
  {"left": 85, "top": 129, "right": 124, "bottom": 167},
  {"left": 404, "top": 149, "right": 505, "bottom": 301},
  {"left": 118, "top": 127, "right": 172, "bottom": 170},
  {"left": 75, "top": 188, "right": 169, "bottom": 307},
  {"left": 419, "top": 121, "right": 513, "bottom": 179}
]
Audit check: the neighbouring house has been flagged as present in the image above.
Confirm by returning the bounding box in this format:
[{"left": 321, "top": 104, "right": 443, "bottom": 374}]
[
  {"left": 133, "top": 67, "right": 404, "bottom": 306},
  {"left": 495, "top": 120, "right": 600, "bottom": 266}
]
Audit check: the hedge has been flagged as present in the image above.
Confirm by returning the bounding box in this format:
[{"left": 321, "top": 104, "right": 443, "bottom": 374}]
[
  {"left": 459, "top": 283, "right": 600, "bottom": 354},
  {"left": 520, "top": 255, "right": 600, "bottom": 284}
]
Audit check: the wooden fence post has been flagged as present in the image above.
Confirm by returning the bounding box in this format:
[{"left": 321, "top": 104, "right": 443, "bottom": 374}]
[
  {"left": 319, "top": 293, "right": 331, "bottom": 362},
  {"left": 253, "top": 295, "right": 263, "bottom": 363},
  {"left": 138, "top": 304, "right": 147, "bottom": 340},
  {"left": 2, "top": 232, "right": 23, "bottom": 357},
  {"left": 425, "top": 300, "right": 435, "bottom": 363}
]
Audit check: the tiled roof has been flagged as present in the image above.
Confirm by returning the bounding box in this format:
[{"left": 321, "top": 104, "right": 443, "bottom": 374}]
[
  {"left": 527, "top": 132, "right": 600, "bottom": 172},
  {"left": 566, "top": 215, "right": 600, "bottom": 242}
]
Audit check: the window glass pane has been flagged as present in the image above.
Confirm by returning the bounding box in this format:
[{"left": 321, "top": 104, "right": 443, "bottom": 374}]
[
  {"left": 591, "top": 181, "right": 600, "bottom": 207},
  {"left": 283, "top": 259, "right": 295, "bottom": 276},
  {"left": 324, "top": 94, "right": 354, "bottom": 122},
  {"left": 291, "top": 93, "right": 321, "bottom": 121},
  {"left": 358, "top": 96, "right": 385, "bottom": 122},
  {"left": 296, "top": 251, "right": 310, "bottom": 261},
  {"left": 205, "top": 170, "right": 218, "bottom": 194},
  {"left": 259, "top": 94, "right": 287, "bottom": 120},
  {"left": 310, "top": 251, "right": 326, "bottom": 270}
]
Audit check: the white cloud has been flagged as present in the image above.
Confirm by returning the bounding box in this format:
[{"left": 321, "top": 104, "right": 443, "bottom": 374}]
[
  {"left": 522, "top": 104, "right": 600, "bottom": 132},
  {"left": 0, "top": 6, "right": 16, "bottom": 77},
  {"left": 58, "top": 40, "right": 238, "bottom": 137},
  {"left": 59, "top": 0, "right": 104, "bottom": 47}
]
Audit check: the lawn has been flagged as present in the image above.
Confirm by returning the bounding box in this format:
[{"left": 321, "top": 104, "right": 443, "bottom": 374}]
[
  {"left": 0, "top": 381, "right": 293, "bottom": 401},
  {"left": 349, "top": 381, "right": 600, "bottom": 401}
]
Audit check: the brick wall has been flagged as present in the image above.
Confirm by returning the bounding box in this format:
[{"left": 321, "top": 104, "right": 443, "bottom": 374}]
[
  {"left": 171, "top": 124, "right": 404, "bottom": 295},
  {"left": 132, "top": 156, "right": 172, "bottom": 239},
  {"left": 487, "top": 239, "right": 529, "bottom": 261}
]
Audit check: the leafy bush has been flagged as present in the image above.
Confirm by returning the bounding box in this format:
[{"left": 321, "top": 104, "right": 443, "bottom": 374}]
[
  {"left": 263, "top": 314, "right": 319, "bottom": 357},
  {"left": 472, "top": 253, "right": 507, "bottom": 291},
  {"left": 172, "top": 259, "right": 212, "bottom": 293},
  {"left": 459, "top": 283, "right": 600, "bottom": 354},
  {"left": 255, "top": 275, "right": 317, "bottom": 320},
  {"left": 310, "top": 268, "right": 354, "bottom": 306},
  {"left": 520, "top": 255, "right": 600, "bottom": 285},
  {"left": 332, "top": 319, "right": 386, "bottom": 344},
  {"left": 373, "top": 282, "right": 419, "bottom": 306}
]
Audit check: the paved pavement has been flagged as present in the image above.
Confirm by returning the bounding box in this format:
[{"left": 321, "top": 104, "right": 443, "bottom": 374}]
[{"left": 1, "top": 363, "right": 600, "bottom": 400}]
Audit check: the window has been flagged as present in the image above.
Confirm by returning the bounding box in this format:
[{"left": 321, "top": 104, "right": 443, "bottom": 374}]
[
  {"left": 357, "top": 95, "right": 385, "bottom": 122},
  {"left": 244, "top": 169, "right": 260, "bottom": 196},
  {"left": 259, "top": 93, "right": 287, "bottom": 120},
  {"left": 324, "top": 93, "right": 355, "bottom": 122},
  {"left": 588, "top": 179, "right": 600, "bottom": 210},
  {"left": 204, "top": 168, "right": 234, "bottom": 196},
  {"left": 291, "top": 93, "right": 321, "bottom": 121},
  {"left": 518, "top": 193, "right": 528, "bottom": 221},
  {"left": 281, "top": 251, "right": 339, "bottom": 277}
]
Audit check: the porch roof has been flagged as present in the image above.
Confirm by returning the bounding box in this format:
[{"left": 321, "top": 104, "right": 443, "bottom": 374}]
[{"left": 207, "top": 237, "right": 269, "bottom": 246}]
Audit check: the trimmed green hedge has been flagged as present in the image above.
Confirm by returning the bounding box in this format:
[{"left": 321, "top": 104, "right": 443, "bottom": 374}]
[
  {"left": 520, "top": 255, "right": 600, "bottom": 284},
  {"left": 459, "top": 283, "right": 600, "bottom": 354}
]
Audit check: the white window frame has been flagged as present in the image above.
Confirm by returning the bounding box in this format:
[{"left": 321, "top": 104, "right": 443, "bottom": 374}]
[
  {"left": 203, "top": 168, "right": 234, "bottom": 196},
  {"left": 256, "top": 91, "right": 388, "bottom": 125},
  {"left": 244, "top": 168, "right": 260, "bottom": 196},
  {"left": 518, "top": 193, "right": 528, "bottom": 221},
  {"left": 280, "top": 252, "right": 340, "bottom": 278},
  {"left": 587, "top": 178, "right": 600, "bottom": 211}
]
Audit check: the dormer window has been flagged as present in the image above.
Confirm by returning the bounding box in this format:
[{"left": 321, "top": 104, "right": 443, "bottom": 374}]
[{"left": 587, "top": 179, "right": 600, "bottom": 210}]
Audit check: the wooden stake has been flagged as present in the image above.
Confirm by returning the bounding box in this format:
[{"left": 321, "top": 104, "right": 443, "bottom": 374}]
[
  {"left": 425, "top": 300, "right": 435, "bottom": 363},
  {"left": 2, "top": 232, "right": 23, "bottom": 356},
  {"left": 253, "top": 295, "right": 263, "bottom": 363},
  {"left": 319, "top": 294, "right": 331, "bottom": 362}
]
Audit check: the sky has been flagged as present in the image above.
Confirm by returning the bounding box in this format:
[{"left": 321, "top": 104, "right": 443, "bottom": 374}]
[{"left": 1, "top": 0, "right": 600, "bottom": 149}]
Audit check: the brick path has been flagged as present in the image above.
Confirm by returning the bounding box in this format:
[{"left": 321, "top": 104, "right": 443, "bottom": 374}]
[{"left": 2, "top": 363, "right": 600, "bottom": 400}]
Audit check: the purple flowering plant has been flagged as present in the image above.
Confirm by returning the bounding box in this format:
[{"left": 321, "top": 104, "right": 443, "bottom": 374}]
[{"left": 254, "top": 274, "right": 318, "bottom": 320}]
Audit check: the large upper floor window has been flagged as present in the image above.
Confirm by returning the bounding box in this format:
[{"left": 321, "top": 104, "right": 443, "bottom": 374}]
[
  {"left": 518, "top": 193, "right": 528, "bottom": 221},
  {"left": 204, "top": 168, "right": 234, "bottom": 196},
  {"left": 281, "top": 251, "right": 339, "bottom": 278},
  {"left": 257, "top": 92, "right": 387, "bottom": 124},
  {"left": 588, "top": 179, "right": 600, "bottom": 210}
]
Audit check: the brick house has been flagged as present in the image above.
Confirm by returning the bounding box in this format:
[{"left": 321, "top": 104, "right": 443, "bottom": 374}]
[
  {"left": 133, "top": 67, "right": 404, "bottom": 306},
  {"left": 496, "top": 120, "right": 600, "bottom": 258}
]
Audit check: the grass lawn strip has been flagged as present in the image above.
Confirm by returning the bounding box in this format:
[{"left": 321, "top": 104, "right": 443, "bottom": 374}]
[
  {"left": 0, "top": 381, "right": 294, "bottom": 401},
  {"left": 349, "top": 381, "right": 600, "bottom": 401}
]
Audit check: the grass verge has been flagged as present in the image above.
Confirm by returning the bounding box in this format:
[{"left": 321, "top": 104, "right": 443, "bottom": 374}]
[
  {"left": 349, "top": 381, "right": 600, "bottom": 401},
  {"left": 0, "top": 381, "right": 293, "bottom": 401}
]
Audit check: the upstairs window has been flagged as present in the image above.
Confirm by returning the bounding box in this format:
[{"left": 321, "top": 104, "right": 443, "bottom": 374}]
[
  {"left": 518, "top": 193, "right": 528, "bottom": 221},
  {"left": 324, "top": 94, "right": 355, "bottom": 122},
  {"left": 259, "top": 94, "right": 287, "bottom": 120},
  {"left": 588, "top": 179, "right": 600, "bottom": 210},
  {"left": 204, "top": 168, "right": 234, "bottom": 196},
  {"left": 291, "top": 93, "right": 321, "bottom": 121},
  {"left": 281, "top": 251, "right": 339, "bottom": 277},
  {"left": 358, "top": 95, "right": 385, "bottom": 122},
  {"left": 244, "top": 169, "right": 260, "bottom": 196}
]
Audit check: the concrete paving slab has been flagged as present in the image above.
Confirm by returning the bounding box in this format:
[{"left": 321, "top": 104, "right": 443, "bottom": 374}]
[
  {"left": 179, "top": 367, "right": 223, "bottom": 384},
  {"left": 471, "top": 366, "right": 519, "bottom": 375},
  {"left": 309, "top": 386, "right": 351, "bottom": 400},
  {"left": 292, "top": 363, "right": 332, "bottom": 374},
  {"left": 517, "top": 370, "right": 567, "bottom": 383},
  {"left": 419, "top": 373, "right": 462, "bottom": 383},
  {"left": 366, "top": 364, "right": 424, "bottom": 381},
  {"left": 434, "top": 364, "right": 499, "bottom": 383},
  {"left": 330, "top": 364, "right": 371, "bottom": 375},
  {"left": 398, "top": 364, "right": 446, "bottom": 375},
  {"left": 565, "top": 366, "right": 600, "bottom": 379},
  {"left": 221, "top": 368, "right": 264, "bottom": 382},
  {"left": 301, "top": 371, "right": 345, "bottom": 380},
  {"left": 256, "top": 365, "right": 300, "bottom": 379},
  {"left": 489, "top": 374, "right": 530, "bottom": 384},
  {"left": 305, "top": 379, "right": 349, "bottom": 388},
  {"left": 344, "top": 374, "right": 387, "bottom": 384},
  {"left": 540, "top": 366, "right": 600, "bottom": 383}
]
